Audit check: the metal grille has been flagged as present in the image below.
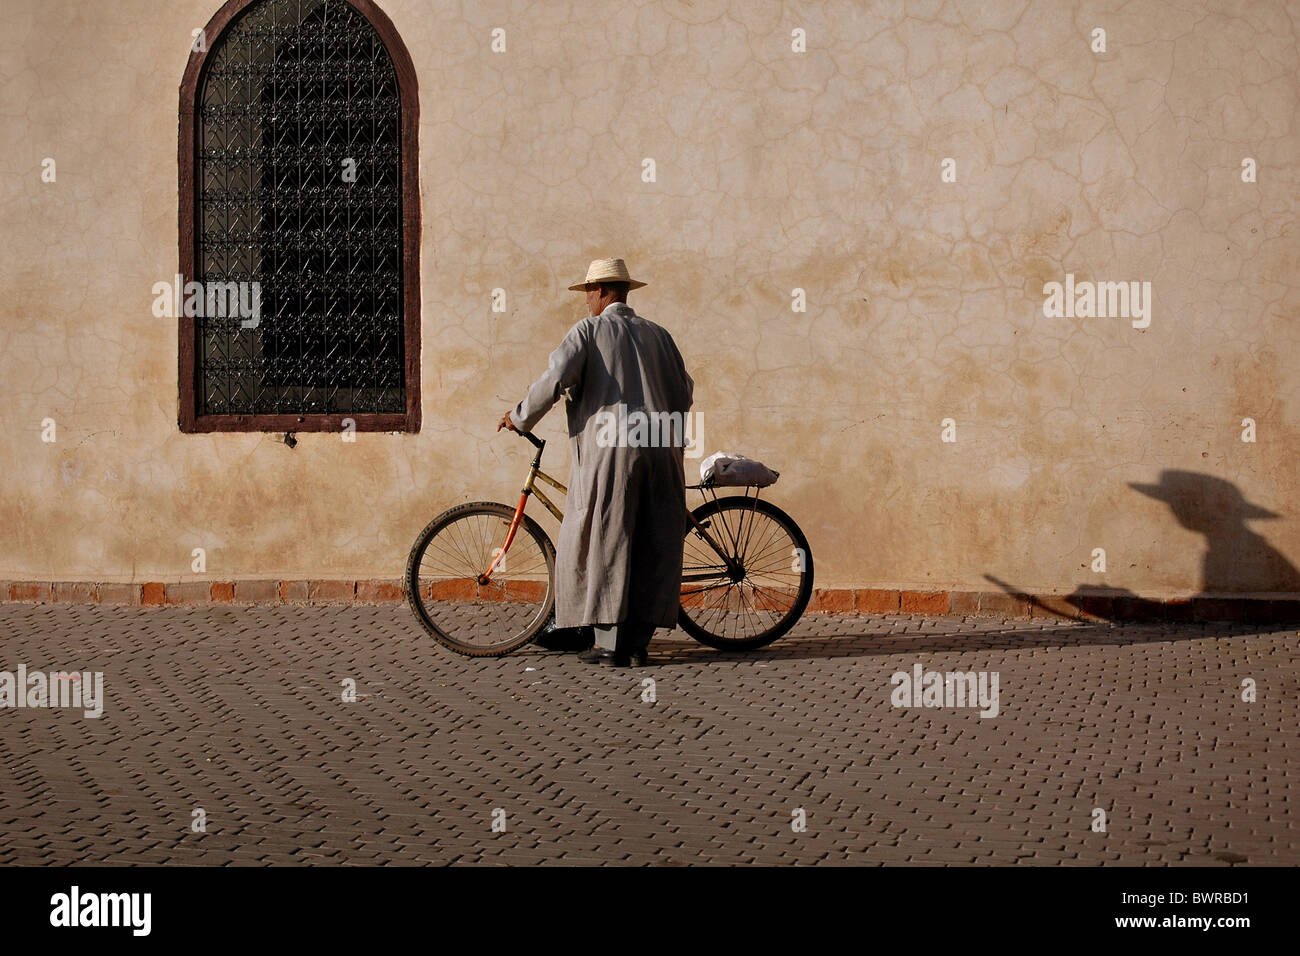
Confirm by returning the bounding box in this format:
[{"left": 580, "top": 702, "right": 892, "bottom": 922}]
[{"left": 196, "top": 0, "right": 404, "bottom": 417}]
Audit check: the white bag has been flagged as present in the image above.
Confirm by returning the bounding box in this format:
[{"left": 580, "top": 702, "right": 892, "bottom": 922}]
[{"left": 699, "top": 451, "right": 780, "bottom": 487}]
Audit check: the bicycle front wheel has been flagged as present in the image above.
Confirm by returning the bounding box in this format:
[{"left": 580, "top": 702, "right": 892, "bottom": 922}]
[
  {"left": 678, "top": 495, "right": 813, "bottom": 650},
  {"left": 405, "top": 501, "right": 555, "bottom": 657}
]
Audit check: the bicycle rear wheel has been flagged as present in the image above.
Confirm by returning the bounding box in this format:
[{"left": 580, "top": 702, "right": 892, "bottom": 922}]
[
  {"left": 678, "top": 494, "right": 813, "bottom": 650},
  {"left": 405, "top": 501, "right": 555, "bottom": 657}
]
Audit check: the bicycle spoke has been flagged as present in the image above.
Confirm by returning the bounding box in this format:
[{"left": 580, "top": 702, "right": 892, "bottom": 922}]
[
  {"left": 409, "top": 505, "right": 554, "bottom": 655},
  {"left": 679, "top": 497, "right": 811, "bottom": 650}
]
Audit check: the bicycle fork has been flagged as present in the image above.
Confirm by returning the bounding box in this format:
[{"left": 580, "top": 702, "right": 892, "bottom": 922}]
[{"left": 478, "top": 438, "right": 566, "bottom": 585}]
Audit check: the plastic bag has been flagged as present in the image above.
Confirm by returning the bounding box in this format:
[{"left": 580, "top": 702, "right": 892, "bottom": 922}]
[{"left": 699, "top": 451, "right": 780, "bottom": 487}]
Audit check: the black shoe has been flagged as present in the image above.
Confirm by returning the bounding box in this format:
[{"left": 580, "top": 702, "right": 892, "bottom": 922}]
[
  {"left": 535, "top": 624, "right": 594, "bottom": 652},
  {"left": 577, "top": 646, "right": 650, "bottom": 667},
  {"left": 608, "top": 649, "right": 649, "bottom": 667}
]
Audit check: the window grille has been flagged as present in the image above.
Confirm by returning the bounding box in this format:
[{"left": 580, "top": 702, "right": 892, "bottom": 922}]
[{"left": 179, "top": 0, "right": 420, "bottom": 431}]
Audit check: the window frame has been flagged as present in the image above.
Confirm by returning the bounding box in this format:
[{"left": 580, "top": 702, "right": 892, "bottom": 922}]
[{"left": 177, "top": 0, "right": 421, "bottom": 433}]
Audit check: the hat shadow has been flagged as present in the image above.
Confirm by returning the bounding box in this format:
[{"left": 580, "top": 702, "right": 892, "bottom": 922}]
[
  {"left": 992, "top": 470, "right": 1300, "bottom": 623},
  {"left": 1125, "top": 470, "right": 1299, "bottom": 590}
]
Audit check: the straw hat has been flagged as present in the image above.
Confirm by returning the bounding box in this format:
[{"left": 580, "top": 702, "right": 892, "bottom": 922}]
[{"left": 567, "top": 257, "right": 647, "bottom": 292}]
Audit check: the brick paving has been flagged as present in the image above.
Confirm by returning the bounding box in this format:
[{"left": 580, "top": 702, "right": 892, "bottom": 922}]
[{"left": 0, "top": 604, "right": 1295, "bottom": 865}]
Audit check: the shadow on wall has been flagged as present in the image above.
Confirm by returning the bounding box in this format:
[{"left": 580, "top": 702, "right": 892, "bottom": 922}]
[{"left": 988, "top": 470, "right": 1300, "bottom": 620}]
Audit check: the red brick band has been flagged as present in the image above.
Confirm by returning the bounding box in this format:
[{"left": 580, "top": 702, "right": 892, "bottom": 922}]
[{"left": 3, "top": 582, "right": 1298, "bottom": 622}]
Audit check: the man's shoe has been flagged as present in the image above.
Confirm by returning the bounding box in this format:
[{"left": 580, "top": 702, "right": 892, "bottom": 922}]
[
  {"left": 535, "top": 624, "right": 594, "bottom": 652},
  {"left": 609, "top": 649, "right": 649, "bottom": 668},
  {"left": 577, "top": 647, "right": 650, "bottom": 667}
]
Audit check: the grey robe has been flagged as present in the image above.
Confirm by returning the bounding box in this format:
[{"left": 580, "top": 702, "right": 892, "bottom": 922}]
[{"left": 510, "top": 301, "right": 694, "bottom": 628}]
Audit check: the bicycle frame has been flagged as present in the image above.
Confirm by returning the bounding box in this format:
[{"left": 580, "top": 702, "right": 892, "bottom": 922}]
[{"left": 478, "top": 431, "right": 744, "bottom": 586}]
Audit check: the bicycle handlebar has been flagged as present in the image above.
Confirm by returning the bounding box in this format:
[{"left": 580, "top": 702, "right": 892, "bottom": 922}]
[{"left": 517, "top": 429, "right": 544, "bottom": 449}]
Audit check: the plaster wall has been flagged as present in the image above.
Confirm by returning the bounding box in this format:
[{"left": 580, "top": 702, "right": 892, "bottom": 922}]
[{"left": 2, "top": 0, "right": 1298, "bottom": 598}]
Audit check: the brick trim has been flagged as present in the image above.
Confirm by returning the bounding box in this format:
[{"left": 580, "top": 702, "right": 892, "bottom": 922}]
[
  {"left": 822, "top": 587, "right": 1300, "bottom": 623},
  {"left": 4, "top": 581, "right": 1300, "bottom": 622},
  {"left": 5, "top": 581, "right": 404, "bottom": 606}
]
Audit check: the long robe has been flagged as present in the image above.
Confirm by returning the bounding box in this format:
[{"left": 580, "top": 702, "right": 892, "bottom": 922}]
[{"left": 509, "top": 301, "right": 694, "bottom": 628}]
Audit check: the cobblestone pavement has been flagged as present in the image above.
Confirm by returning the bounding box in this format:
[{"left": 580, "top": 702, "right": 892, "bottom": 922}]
[{"left": 0, "top": 604, "right": 1295, "bottom": 865}]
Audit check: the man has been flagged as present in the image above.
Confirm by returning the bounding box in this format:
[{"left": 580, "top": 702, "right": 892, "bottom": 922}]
[{"left": 497, "top": 258, "right": 694, "bottom": 667}]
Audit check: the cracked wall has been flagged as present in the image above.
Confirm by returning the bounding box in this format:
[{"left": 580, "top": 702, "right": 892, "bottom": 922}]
[{"left": 2, "top": 0, "right": 1298, "bottom": 598}]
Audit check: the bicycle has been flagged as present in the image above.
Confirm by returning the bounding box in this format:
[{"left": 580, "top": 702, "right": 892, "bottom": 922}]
[{"left": 405, "top": 430, "right": 814, "bottom": 657}]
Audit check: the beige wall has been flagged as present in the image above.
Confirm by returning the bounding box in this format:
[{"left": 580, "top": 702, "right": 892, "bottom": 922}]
[{"left": 2, "top": 0, "right": 1298, "bottom": 597}]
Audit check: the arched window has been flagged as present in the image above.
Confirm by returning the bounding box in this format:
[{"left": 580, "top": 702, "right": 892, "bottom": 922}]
[{"left": 178, "top": 0, "right": 420, "bottom": 432}]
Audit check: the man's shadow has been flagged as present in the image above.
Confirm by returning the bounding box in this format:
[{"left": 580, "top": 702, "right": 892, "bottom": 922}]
[
  {"left": 990, "top": 469, "right": 1300, "bottom": 622},
  {"left": 538, "top": 469, "right": 1300, "bottom": 661},
  {"left": 666, "top": 470, "right": 1296, "bottom": 663}
]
